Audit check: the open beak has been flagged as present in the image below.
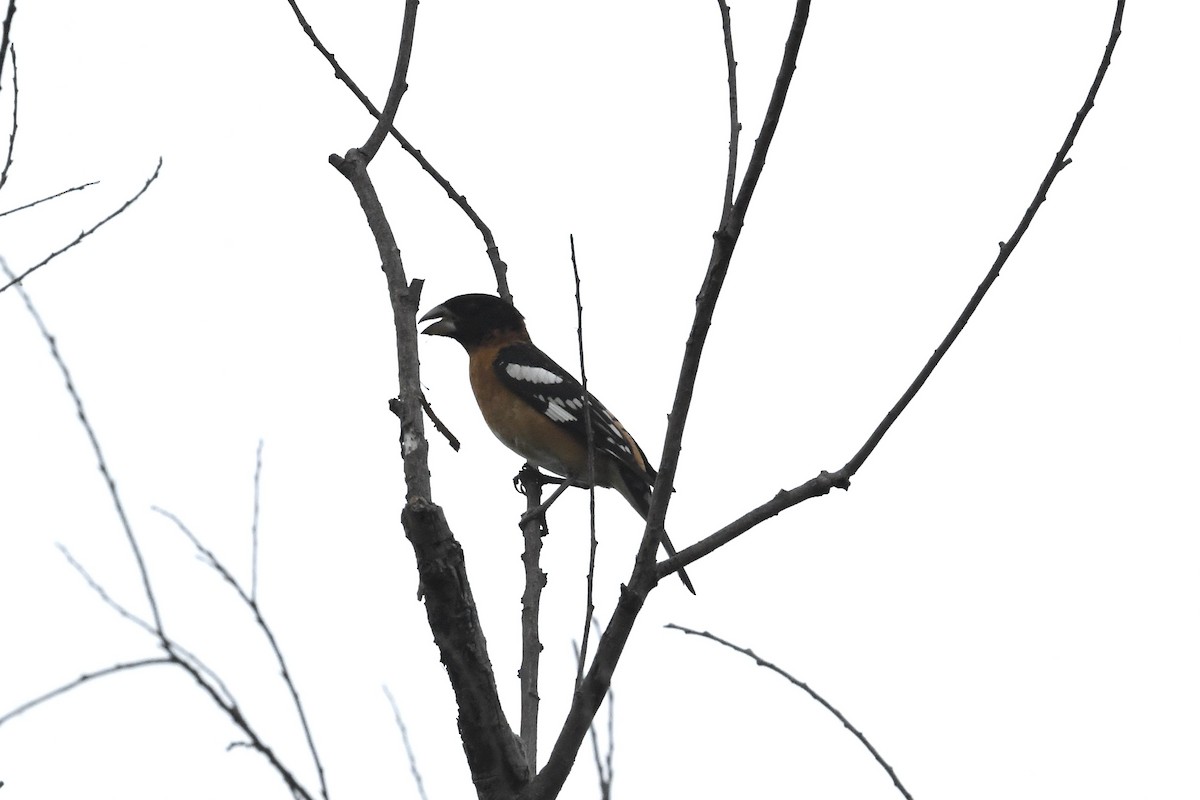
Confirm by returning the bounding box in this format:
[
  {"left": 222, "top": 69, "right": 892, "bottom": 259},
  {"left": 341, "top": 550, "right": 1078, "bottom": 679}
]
[{"left": 419, "top": 305, "right": 457, "bottom": 337}]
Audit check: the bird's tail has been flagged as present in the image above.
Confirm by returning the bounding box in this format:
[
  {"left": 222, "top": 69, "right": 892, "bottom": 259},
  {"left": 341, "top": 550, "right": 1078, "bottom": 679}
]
[{"left": 618, "top": 465, "right": 696, "bottom": 595}]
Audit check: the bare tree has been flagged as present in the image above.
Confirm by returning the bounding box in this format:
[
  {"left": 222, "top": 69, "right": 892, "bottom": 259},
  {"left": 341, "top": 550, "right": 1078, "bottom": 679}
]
[
  {"left": 1, "top": 1, "right": 1129, "bottom": 799},
  {"left": 303, "top": 1, "right": 1126, "bottom": 798}
]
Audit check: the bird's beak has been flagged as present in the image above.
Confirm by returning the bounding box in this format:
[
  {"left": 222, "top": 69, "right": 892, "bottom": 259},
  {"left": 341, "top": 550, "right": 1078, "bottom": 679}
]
[{"left": 419, "top": 305, "right": 457, "bottom": 337}]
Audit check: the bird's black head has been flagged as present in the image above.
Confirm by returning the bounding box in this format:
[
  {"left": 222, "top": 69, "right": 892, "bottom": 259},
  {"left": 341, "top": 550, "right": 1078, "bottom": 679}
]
[{"left": 420, "top": 293, "right": 527, "bottom": 349}]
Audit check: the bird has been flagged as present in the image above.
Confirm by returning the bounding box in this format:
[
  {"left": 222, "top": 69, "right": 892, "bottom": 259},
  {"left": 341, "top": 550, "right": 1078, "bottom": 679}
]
[{"left": 420, "top": 293, "right": 695, "bottom": 593}]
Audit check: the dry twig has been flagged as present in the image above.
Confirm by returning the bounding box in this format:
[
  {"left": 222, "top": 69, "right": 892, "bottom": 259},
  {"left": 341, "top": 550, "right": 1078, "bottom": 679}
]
[{"left": 667, "top": 624, "right": 912, "bottom": 800}]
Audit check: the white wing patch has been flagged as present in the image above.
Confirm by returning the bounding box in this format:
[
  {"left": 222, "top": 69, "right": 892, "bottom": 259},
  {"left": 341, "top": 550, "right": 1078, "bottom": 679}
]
[
  {"left": 505, "top": 363, "right": 564, "bottom": 385},
  {"left": 542, "top": 398, "right": 578, "bottom": 423}
]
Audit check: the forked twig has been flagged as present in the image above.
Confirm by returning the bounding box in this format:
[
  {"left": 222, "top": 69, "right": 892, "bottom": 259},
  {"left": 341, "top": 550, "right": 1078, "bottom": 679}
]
[
  {"left": 0, "top": 159, "right": 163, "bottom": 295},
  {"left": 153, "top": 506, "right": 330, "bottom": 800},
  {"left": 657, "top": 0, "right": 1127, "bottom": 582},
  {"left": 0, "top": 181, "right": 99, "bottom": 219},
  {"left": 283, "top": 0, "right": 509, "bottom": 299},
  {"left": 2, "top": 258, "right": 162, "bottom": 631},
  {"left": 3, "top": 262, "right": 320, "bottom": 800},
  {"left": 359, "top": 0, "right": 419, "bottom": 163}
]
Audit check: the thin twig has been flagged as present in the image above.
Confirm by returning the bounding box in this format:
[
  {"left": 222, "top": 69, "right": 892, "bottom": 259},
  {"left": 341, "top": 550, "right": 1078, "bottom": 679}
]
[
  {"left": 153, "top": 506, "right": 330, "bottom": 800},
  {"left": 658, "top": 0, "right": 1127, "bottom": 583},
  {"left": 716, "top": 0, "right": 739, "bottom": 226},
  {"left": 0, "top": 659, "right": 174, "bottom": 727},
  {"left": 56, "top": 543, "right": 309, "bottom": 795},
  {"left": 523, "top": 8, "right": 816, "bottom": 798},
  {"left": 1, "top": 41, "right": 17, "bottom": 192},
  {"left": 0, "top": 0, "right": 14, "bottom": 89},
  {"left": 4, "top": 258, "right": 317, "bottom": 799},
  {"left": 283, "top": 0, "right": 509, "bottom": 299},
  {"left": 0, "top": 158, "right": 162, "bottom": 295},
  {"left": 360, "top": 0, "right": 419, "bottom": 162},
  {"left": 2, "top": 259, "right": 162, "bottom": 632},
  {"left": 409, "top": 393, "right": 461, "bottom": 451},
  {"left": 57, "top": 544, "right": 157, "bottom": 636},
  {"left": 572, "top": 633, "right": 613, "bottom": 800},
  {"left": 666, "top": 624, "right": 913, "bottom": 800},
  {"left": 838, "top": 1, "right": 1125, "bottom": 481},
  {"left": 251, "top": 439, "right": 264, "bottom": 603},
  {"left": 571, "top": 233, "right": 598, "bottom": 690},
  {"left": 55, "top": 542, "right": 239, "bottom": 709},
  {"left": 0, "top": 180, "right": 99, "bottom": 219},
  {"left": 384, "top": 686, "right": 429, "bottom": 800},
  {"left": 643, "top": 0, "right": 812, "bottom": 555}
]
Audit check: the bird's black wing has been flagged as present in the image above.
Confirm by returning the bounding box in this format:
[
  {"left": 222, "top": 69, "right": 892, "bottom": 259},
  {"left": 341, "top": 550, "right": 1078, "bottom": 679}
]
[{"left": 493, "top": 343, "right": 656, "bottom": 481}]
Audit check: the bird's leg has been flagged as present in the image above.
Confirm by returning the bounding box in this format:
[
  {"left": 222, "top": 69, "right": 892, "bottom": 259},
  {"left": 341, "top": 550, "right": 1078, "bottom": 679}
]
[
  {"left": 513, "top": 464, "right": 567, "bottom": 493},
  {"left": 518, "top": 475, "right": 582, "bottom": 527}
]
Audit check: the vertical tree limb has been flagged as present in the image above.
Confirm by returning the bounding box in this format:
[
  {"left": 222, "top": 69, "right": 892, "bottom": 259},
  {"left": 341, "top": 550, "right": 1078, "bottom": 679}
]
[
  {"left": 524, "top": 6, "right": 814, "bottom": 797},
  {"left": 518, "top": 464, "right": 547, "bottom": 768}
]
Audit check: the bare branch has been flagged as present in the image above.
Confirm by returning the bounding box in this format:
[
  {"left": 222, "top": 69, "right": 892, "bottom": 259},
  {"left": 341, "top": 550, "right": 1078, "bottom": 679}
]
[
  {"left": 359, "top": 0, "right": 419, "bottom": 162},
  {"left": 716, "top": 0, "right": 739, "bottom": 226},
  {"left": 283, "top": 0, "right": 510, "bottom": 299},
  {"left": 56, "top": 540, "right": 242, "bottom": 713},
  {"left": 57, "top": 544, "right": 157, "bottom": 636},
  {"left": 403, "top": 498, "right": 531, "bottom": 793},
  {"left": 660, "top": 0, "right": 1127, "bottom": 580},
  {"left": 571, "top": 233, "right": 598, "bottom": 691},
  {"left": 0, "top": 158, "right": 162, "bottom": 295},
  {"left": 52, "top": 543, "right": 315, "bottom": 798},
  {"left": 525, "top": 7, "right": 815, "bottom": 797},
  {"left": 384, "top": 686, "right": 430, "bottom": 800},
  {"left": 396, "top": 393, "right": 460, "bottom": 451},
  {"left": 0, "top": 180, "right": 99, "bottom": 219},
  {"left": 666, "top": 624, "right": 912, "bottom": 800},
  {"left": 644, "top": 0, "right": 812, "bottom": 550},
  {"left": 173, "top": 653, "right": 317, "bottom": 800},
  {"left": 2, "top": 260, "right": 163, "bottom": 633},
  {"left": 333, "top": 91, "right": 529, "bottom": 791},
  {"left": 838, "top": 1, "right": 1125, "bottom": 480},
  {"left": 329, "top": 152, "right": 432, "bottom": 504},
  {"left": 657, "top": 471, "right": 837, "bottom": 581},
  {"left": 153, "top": 506, "right": 330, "bottom": 800},
  {"left": 0, "top": 0, "right": 13, "bottom": 89},
  {"left": 517, "top": 464, "right": 547, "bottom": 767},
  {"left": 4, "top": 260, "right": 322, "bottom": 798},
  {"left": 1, "top": 41, "right": 17, "bottom": 192},
  {"left": 0, "top": 659, "right": 174, "bottom": 728},
  {"left": 573, "top": 632, "right": 613, "bottom": 800}
]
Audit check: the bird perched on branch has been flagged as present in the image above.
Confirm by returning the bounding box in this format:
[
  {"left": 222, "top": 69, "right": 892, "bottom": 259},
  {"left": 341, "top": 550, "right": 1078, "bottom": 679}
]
[{"left": 420, "top": 293, "right": 695, "bottom": 593}]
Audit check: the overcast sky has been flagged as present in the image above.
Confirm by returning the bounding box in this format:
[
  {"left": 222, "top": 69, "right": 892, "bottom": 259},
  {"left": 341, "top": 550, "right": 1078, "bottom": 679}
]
[{"left": 2, "top": 2, "right": 1197, "bottom": 799}]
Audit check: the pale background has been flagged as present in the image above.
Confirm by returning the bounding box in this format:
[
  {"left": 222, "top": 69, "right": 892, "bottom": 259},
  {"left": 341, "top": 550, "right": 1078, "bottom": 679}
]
[{"left": 1, "top": 2, "right": 1197, "bottom": 798}]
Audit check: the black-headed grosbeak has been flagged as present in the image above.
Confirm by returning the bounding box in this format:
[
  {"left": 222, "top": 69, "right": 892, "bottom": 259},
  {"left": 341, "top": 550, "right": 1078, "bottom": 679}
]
[{"left": 420, "top": 293, "right": 695, "bottom": 593}]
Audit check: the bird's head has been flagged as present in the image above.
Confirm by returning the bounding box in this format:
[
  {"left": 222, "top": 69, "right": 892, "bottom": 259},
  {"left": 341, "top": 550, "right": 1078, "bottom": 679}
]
[{"left": 419, "top": 293, "right": 528, "bottom": 349}]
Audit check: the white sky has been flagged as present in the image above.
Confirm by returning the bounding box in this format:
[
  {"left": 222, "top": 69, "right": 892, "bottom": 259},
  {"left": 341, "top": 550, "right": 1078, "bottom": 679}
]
[{"left": 2, "top": 1, "right": 1197, "bottom": 799}]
